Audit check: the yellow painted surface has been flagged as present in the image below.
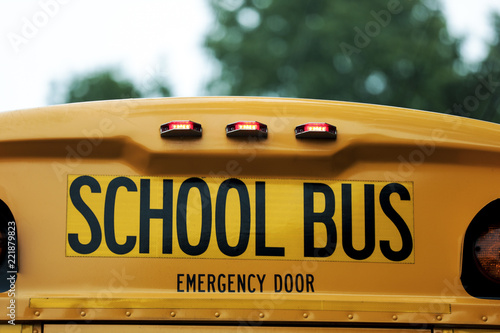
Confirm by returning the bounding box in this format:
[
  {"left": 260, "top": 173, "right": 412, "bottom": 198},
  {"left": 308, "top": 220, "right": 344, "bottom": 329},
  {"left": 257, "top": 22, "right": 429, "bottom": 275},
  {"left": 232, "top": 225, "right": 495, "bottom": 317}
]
[
  {"left": 0, "top": 325, "right": 22, "bottom": 333},
  {"left": 43, "top": 326, "right": 431, "bottom": 333},
  {"left": 31, "top": 296, "right": 448, "bottom": 313},
  {"left": 0, "top": 97, "right": 499, "bottom": 327},
  {"left": 0, "top": 325, "right": 37, "bottom": 333}
]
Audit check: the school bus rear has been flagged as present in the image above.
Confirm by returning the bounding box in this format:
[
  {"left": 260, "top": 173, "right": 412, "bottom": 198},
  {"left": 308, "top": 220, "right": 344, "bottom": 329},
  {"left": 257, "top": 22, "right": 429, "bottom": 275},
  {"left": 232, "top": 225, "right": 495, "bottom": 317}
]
[{"left": 0, "top": 97, "right": 499, "bottom": 332}]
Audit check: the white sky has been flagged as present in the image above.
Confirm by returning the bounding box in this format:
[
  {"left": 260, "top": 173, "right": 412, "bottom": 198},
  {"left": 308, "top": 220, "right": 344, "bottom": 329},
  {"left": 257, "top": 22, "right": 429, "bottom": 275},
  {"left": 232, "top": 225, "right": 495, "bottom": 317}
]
[
  {"left": 442, "top": 0, "right": 500, "bottom": 61},
  {"left": 0, "top": 0, "right": 499, "bottom": 112},
  {"left": 0, "top": 0, "right": 214, "bottom": 112}
]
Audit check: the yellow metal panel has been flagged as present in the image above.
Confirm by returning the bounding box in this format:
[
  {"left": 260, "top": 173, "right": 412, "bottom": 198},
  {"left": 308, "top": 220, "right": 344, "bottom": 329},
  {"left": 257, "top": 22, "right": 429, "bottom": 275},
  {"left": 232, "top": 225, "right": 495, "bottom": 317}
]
[
  {"left": 43, "top": 326, "right": 431, "bottom": 333},
  {"left": 0, "top": 97, "right": 499, "bottom": 326},
  {"left": 30, "top": 297, "right": 449, "bottom": 313},
  {"left": 0, "top": 325, "right": 21, "bottom": 333},
  {"left": 0, "top": 326, "right": 37, "bottom": 333}
]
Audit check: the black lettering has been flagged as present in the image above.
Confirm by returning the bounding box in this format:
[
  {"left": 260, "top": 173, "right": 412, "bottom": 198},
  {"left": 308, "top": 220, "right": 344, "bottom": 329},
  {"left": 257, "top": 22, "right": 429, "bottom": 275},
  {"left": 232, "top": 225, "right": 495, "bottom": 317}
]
[
  {"left": 342, "top": 184, "right": 375, "bottom": 260},
  {"left": 306, "top": 274, "right": 315, "bottom": 292},
  {"left": 207, "top": 274, "right": 216, "bottom": 292},
  {"left": 379, "top": 183, "right": 413, "bottom": 261},
  {"left": 139, "top": 179, "right": 173, "bottom": 254},
  {"left": 177, "top": 178, "right": 212, "bottom": 256},
  {"left": 186, "top": 274, "right": 196, "bottom": 292},
  {"left": 274, "top": 274, "right": 282, "bottom": 292},
  {"left": 257, "top": 274, "right": 266, "bottom": 293},
  {"left": 303, "top": 183, "right": 337, "bottom": 257},
  {"left": 104, "top": 177, "right": 137, "bottom": 255},
  {"left": 285, "top": 274, "right": 293, "bottom": 292},
  {"left": 248, "top": 274, "right": 256, "bottom": 293},
  {"left": 68, "top": 176, "right": 102, "bottom": 254},
  {"left": 238, "top": 274, "right": 245, "bottom": 292},
  {"left": 218, "top": 274, "right": 226, "bottom": 292},
  {"left": 198, "top": 274, "right": 205, "bottom": 293},
  {"left": 256, "top": 182, "right": 285, "bottom": 256},
  {"left": 177, "top": 274, "right": 184, "bottom": 292},
  {"left": 228, "top": 274, "right": 235, "bottom": 293},
  {"left": 215, "top": 179, "right": 250, "bottom": 257},
  {"left": 296, "top": 274, "right": 304, "bottom": 292}
]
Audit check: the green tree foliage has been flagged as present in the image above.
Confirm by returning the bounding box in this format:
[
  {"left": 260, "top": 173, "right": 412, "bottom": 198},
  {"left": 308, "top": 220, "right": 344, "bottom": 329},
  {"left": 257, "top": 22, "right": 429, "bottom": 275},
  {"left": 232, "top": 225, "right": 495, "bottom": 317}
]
[
  {"left": 204, "top": 0, "right": 467, "bottom": 113},
  {"left": 65, "top": 69, "right": 141, "bottom": 103},
  {"left": 53, "top": 68, "right": 171, "bottom": 104},
  {"left": 462, "top": 13, "right": 500, "bottom": 123}
]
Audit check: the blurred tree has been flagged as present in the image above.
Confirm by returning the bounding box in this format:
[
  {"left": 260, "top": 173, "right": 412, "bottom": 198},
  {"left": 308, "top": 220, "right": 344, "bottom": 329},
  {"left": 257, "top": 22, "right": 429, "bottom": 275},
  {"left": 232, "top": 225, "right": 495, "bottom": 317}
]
[
  {"left": 51, "top": 68, "right": 171, "bottom": 104},
  {"left": 64, "top": 69, "right": 141, "bottom": 103},
  {"left": 204, "top": 0, "right": 467, "bottom": 113},
  {"left": 465, "top": 13, "right": 500, "bottom": 123}
]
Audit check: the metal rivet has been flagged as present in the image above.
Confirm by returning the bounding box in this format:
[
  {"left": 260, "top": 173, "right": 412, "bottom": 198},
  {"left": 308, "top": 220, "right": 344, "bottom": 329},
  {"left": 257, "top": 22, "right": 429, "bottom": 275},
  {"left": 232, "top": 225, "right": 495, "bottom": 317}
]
[
  {"left": 125, "top": 311, "right": 131, "bottom": 317},
  {"left": 80, "top": 311, "right": 86, "bottom": 317},
  {"left": 215, "top": 312, "right": 220, "bottom": 318},
  {"left": 259, "top": 312, "right": 265, "bottom": 318},
  {"left": 170, "top": 311, "right": 176, "bottom": 317},
  {"left": 436, "top": 315, "right": 442, "bottom": 321},
  {"left": 303, "top": 313, "right": 309, "bottom": 319},
  {"left": 347, "top": 314, "right": 353, "bottom": 320},
  {"left": 482, "top": 316, "right": 488, "bottom": 322},
  {"left": 34, "top": 311, "right": 40, "bottom": 317},
  {"left": 392, "top": 315, "right": 398, "bottom": 321}
]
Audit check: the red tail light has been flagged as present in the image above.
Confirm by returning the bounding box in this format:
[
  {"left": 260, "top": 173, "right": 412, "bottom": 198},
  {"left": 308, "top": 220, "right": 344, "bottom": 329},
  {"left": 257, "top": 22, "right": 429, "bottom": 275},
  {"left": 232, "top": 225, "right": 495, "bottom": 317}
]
[
  {"left": 473, "top": 225, "right": 500, "bottom": 282},
  {"left": 462, "top": 199, "right": 500, "bottom": 298}
]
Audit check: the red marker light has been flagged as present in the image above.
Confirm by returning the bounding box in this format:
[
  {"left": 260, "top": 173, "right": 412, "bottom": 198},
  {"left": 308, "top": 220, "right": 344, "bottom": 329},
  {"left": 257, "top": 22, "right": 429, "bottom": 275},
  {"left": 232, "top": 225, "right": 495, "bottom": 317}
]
[
  {"left": 170, "top": 122, "right": 193, "bottom": 130},
  {"left": 304, "top": 124, "right": 328, "bottom": 132},
  {"left": 226, "top": 121, "right": 267, "bottom": 138},
  {"left": 160, "top": 120, "right": 202, "bottom": 137},
  {"left": 295, "top": 122, "right": 337, "bottom": 139},
  {"left": 236, "top": 122, "right": 260, "bottom": 131}
]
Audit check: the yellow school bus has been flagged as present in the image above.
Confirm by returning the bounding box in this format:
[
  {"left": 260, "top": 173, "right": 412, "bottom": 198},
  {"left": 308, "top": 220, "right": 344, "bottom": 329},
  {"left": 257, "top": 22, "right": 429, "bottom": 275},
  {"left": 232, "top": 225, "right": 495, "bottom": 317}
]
[{"left": 0, "top": 97, "right": 499, "bottom": 332}]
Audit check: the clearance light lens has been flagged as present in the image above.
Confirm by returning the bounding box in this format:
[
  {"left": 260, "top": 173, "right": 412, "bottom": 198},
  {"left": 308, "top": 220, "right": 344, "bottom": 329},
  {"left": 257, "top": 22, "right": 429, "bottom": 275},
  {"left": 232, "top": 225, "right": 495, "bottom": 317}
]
[
  {"left": 226, "top": 121, "right": 268, "bottom": 138},
  {"left": 473, "top": 225, "right": 500, "bottom": 282},
  {"left": 236, "top": 123, "right": 259, "bottom": 131},
  {"left": 160, "top": 121, "right": 202, "bottom": 137},
  {"left": 305, "top": 124, "right": 328, "bottom": 132},
  {"left": 171, "top": 122, "right": 193, "bottom": 130},
  {"left": 295, "top": 122, "right": 337, "bottom": 139}
]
